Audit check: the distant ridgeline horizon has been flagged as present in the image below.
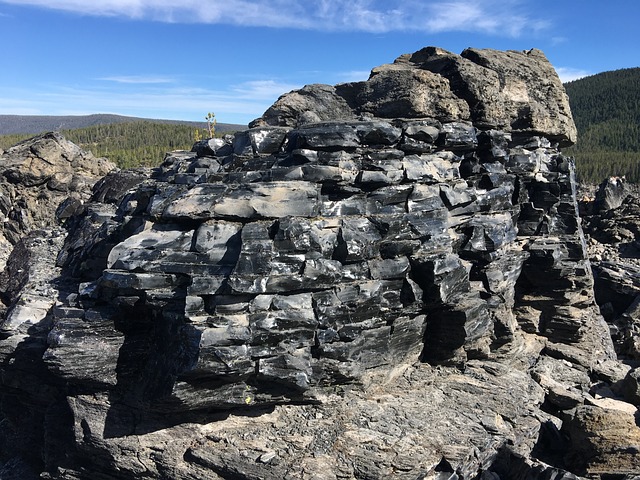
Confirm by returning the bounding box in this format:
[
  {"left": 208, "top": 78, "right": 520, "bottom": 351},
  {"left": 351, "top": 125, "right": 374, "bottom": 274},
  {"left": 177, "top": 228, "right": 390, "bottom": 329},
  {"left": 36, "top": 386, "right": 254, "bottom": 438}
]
[
  {"left": 1, "top": 66, "right": 640, "bottom": 181},
  {"left": 0, "top": 113, "right": 245, "bottom": 136},
  {"left": 0, "top": 114, "right": 246, "bottom": 169}
]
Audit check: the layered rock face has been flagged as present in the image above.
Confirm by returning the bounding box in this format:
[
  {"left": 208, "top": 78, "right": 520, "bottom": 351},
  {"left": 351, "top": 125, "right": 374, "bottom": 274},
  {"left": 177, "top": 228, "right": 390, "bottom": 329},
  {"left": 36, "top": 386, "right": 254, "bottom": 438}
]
[
  {"left": 582, "top": 178, "right": 640, "bottom": 366},
  {"left": 1, "top": 48, "right": 638, "bottom": 480}
]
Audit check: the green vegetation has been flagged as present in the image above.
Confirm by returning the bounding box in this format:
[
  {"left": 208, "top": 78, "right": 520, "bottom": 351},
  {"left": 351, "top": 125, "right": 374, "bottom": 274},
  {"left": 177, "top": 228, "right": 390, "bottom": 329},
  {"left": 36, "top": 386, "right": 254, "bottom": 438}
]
[
  {"left": 0, "top": 120, "right": 233, "bottom": 169},
  {"left": 0, "top": 133, "right": 31, "bottom": 151},
  {"left": 62, "top": 121, "right": 199, "bottom": 169},
  {"left": 3, "top": 68, "right": 640, "bottom": 181},
  {"left": 194, "top": 112, "right": 217, "bottom": 142},
  {"left": 564, "top": 67, "right": 640, "bottom": 183}
]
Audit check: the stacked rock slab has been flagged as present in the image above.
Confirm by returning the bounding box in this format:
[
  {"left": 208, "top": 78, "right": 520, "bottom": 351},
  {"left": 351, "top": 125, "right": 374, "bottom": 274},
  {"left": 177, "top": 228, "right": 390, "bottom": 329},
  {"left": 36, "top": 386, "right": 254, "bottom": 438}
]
[
  {"left": 1, "top": 47, "right": 632, "bottom": 479},
  {"left": 51, "top": 46, "right": 604, "bottom": 407}
]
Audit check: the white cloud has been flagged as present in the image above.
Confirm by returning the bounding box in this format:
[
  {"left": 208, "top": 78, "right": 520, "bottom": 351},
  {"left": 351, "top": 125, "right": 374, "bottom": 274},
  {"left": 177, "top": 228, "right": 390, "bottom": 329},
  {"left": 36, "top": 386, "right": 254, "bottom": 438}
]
[
  {"left": 556, "top": 67, "right": 591, "bottom": 83},
  {"left": 0, "top": 77, "right": 295, "bottom": 124},
  {"left": 0, "top": 96, "right": 42, "bottom": 115},
  {"left": 0, "top": 0, "right": 550, "bottom": 35},
  {"left": 232, "top": 80, "right": 301, "bottom": 100},
  {"left": 421, "top": 0, "right": 549, "bottom": 37},
  {"left": 98, "top": 75, "right": 175, "bottom": 84},
  {"left": 425, "top": 2, "right": 494, "bottom": 33},
  {"left": 550, "top": 36, "right": 567, "bottom": 46}
]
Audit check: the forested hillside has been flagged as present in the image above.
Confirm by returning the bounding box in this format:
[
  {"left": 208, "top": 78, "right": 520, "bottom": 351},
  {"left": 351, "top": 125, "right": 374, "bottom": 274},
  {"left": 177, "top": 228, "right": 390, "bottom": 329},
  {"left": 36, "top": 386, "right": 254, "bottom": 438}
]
[
  {"left": 0, "top": 121, "right": 232, "bottom": 168},
  {"left": 0, "top": 113, "right": 243, "bottom": 136},
  {"left": 64, "top": 121, "right": 200, "bottom": 168},
  {"left": 564, "top": 67, "right": 640, "bottom": 183}
]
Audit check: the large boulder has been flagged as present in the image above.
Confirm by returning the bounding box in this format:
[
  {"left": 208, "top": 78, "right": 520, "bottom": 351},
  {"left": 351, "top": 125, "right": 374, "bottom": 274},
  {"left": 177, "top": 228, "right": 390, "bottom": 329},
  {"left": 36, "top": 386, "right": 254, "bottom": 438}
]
[
  {"left": 594, "top": 176, "right": 630, "bottom": 212},
  {"left": 580, "top": 180, "right": 640, "bottom": 360},
  {"left": 0, "top": 132, "right": 115, "bottom": 268},
  {"left": 563, "top": 405, "right": 640, "bottom": 476},
  {"left": 251, "top": 46, "right": 576, "bottom": 146}
]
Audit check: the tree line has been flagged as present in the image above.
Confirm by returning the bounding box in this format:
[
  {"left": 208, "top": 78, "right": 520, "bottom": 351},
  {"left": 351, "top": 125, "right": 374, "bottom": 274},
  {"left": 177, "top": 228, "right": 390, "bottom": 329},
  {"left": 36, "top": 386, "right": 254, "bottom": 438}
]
[
  {"left": 63, "top": 121, "right": 199, "bottom": 168},
  {"left": 564, "top": 67, "right": 640, "bottom": 183},
  {"left": 2, "top": 67, "right": 639, "bottom": 181},
  {"left": 0, "top": 121, "right": 221, "bottom": 169}
]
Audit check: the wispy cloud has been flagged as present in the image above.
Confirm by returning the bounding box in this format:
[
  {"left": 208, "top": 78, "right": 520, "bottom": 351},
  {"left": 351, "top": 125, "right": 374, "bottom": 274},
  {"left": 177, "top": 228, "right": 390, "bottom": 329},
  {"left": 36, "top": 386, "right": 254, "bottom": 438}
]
[
  {"left": 556, "top": 67, "right": 591, "bottom": 83},
  {"left": 422, "top": 0, "right": 549, "bottom": 37},
  {"left": 0, "top": 77, "right": 298, "bottom": 124},
  {"left": 337, "top": 70, "right": 370, "bottom": 83},
  {"left": 425, "top": 2, "right": 497, "bottom": 33},
  {"left": 0, "top": 0, "right": 551, "bottom": 36},
  {"left": 231, "top": 80, "right": 301, "bottom": 100},
  {"left": 98, "top": 75, "right": 175, "bottom": 84},
  {"left": 0, "top": 95, "right": 43, "bottom": 115}
]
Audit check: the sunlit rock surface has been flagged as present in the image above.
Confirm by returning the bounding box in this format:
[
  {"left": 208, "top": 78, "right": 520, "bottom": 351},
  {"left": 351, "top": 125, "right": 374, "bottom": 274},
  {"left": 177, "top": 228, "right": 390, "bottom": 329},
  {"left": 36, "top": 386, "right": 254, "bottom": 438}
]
[{"left": 1, "top": 48, "right": 638, "bottom": 480}]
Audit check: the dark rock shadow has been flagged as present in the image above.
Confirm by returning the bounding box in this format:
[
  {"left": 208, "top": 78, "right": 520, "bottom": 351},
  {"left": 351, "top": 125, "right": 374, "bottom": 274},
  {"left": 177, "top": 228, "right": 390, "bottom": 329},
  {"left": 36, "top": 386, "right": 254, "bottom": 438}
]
[
  {"left": 618, "top": 241, "right": 640, "bottom": 259},
  {"left": 101, "top": 278, "right": 293, "bottom": 439},
  {"left": 0, "top": 312, "right": 76, "bottom": 476},
  {"left": 485, "top": 444, "right": 580, "bottom": 480},
  {"left": 529, "top": 419, "right": 570, "bottom": 470}
]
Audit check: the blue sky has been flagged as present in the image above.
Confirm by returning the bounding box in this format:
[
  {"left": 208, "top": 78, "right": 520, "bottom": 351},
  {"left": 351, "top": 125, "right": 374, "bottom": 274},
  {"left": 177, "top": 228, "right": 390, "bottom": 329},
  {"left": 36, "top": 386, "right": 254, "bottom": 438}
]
[{"left": 0, "top": 0, "right": 638, "bottom": 126}]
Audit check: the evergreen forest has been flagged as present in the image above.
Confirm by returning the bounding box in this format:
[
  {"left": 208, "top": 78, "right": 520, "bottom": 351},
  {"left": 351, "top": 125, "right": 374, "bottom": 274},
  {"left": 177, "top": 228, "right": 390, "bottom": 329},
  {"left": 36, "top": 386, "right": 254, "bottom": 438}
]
[{"left": 564, "top": 67, "right": 640, "bottom": 183}]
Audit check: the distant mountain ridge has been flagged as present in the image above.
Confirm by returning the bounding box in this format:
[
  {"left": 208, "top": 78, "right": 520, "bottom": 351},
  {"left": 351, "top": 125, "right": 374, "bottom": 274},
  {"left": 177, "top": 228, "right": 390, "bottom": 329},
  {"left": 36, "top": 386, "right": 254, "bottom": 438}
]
[{"left": 0, "top": 113, "right": 245, "bottom": 136}]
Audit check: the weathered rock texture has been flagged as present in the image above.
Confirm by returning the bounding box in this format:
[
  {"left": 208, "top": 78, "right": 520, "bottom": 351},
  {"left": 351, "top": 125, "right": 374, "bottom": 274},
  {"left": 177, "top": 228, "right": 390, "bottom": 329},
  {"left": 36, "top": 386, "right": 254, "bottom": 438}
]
[
  {"left": 0, "top": 132, "right": 115, "bottom": 269},
  {"left": 581, "top": 179, "right": 640, "bottom": 421},
  {"left": 250, "top": 47, "right": 577, "bottom": 147},
  {"left": 1, "top": 47, "right": 638, "bottom": 480}
]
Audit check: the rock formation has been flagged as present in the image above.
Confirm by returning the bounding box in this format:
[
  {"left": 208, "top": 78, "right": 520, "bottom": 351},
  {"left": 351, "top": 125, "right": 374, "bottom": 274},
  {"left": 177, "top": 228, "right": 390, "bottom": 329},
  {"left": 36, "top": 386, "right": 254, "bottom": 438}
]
[
  {"left": 582, "top": 178, "right": 640, "bottom": 376},
  {"left": 1, "top": 47, "right": 639, "bottom": 480},
  {"left": 0, "top": 132, "right": 115, "bottom": 269}
]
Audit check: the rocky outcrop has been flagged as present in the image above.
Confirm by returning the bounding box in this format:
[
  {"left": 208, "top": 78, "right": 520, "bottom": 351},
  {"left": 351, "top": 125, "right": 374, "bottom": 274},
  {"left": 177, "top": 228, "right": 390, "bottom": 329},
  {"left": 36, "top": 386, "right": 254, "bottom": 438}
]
[
  {"left": 250, "top": 47, "right": 576, "bottom": 147},
  {"left": 1, "top": 47, "right": 638, "bottom": 480},
  {"left": 0, "top": 133, "right": 116, "bottom": 479},
  {"left": 581, "top": 179, "right": 640, "bottom": 366},
  {"left": 0, "top": 132, "right": 115, "bottom": 269}
]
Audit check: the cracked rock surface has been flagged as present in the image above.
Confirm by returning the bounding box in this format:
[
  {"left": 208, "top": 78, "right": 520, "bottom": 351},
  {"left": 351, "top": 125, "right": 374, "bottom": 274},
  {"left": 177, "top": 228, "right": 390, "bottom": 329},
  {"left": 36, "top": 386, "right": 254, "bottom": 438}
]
[
  {"left": 1, "top": 47, "right": 639, "bottom": 480},
  {"left": 0, "top": 132, "right": 115, "bottom": 269}
]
